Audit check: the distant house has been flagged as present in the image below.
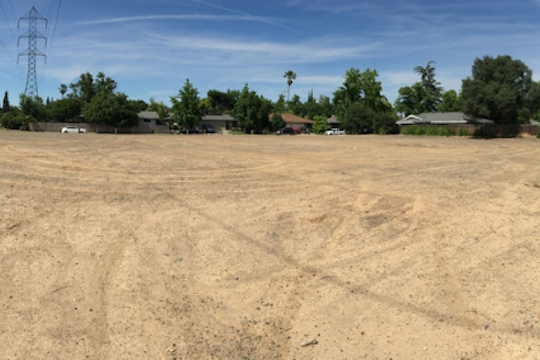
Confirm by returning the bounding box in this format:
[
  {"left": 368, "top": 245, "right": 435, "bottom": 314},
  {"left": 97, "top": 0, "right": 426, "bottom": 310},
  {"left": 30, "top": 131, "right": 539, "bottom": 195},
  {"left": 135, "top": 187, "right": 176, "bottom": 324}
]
[
  {"left": 327, "top": 115, "right": 340, "bottom": 128},
  {"left": 396, "top": 112, "right": 494, "bottom": 126},
  {"left": 200, "top": 114, "right": 238, "bottom": 132},
  {"left": 138, "top": 111, "right": 159, "bottom": 127},
  {"left": 270, "top": 113, "right": 314, "bottom": 128}
]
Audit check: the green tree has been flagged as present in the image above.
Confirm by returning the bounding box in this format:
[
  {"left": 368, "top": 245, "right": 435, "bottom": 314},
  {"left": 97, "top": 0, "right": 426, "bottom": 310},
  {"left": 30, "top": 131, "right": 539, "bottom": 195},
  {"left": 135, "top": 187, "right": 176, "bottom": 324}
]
[
  {"left": 83, "top": 91, "right": 138, "bottom": 127},
  {"left": 232, "top": 84, "right": 270, "bottom": 131},
  {"left": 372, "top": 112, "right": 397, "bottom": 134},
  {"left": 48, "top": 98, "right": 83, "bottom": 122},
  {"left": 318, "top": 95, "right": 334, "bottom": 118},
  {"left": 19, "top": 95, "right": 48, "bottom": 121},
  {"left": 526, "top": 81, "right": 540, "bottom": 121},
  {"left": 461, "top": 55, "right": 533, "bottom": 124},
  {"left": 284, "top": 70, "right": 296, "bottom": 102},
  {"left": 304, "top": 100, "right": 321, "bottom": 120},
  {"left": 68, "top": 72, "right": 117, "bottom": 104},
  {"left": 270, "top": 94, "right": 287, "bottom": 131},
  {"left": 95, "top": 72, "right": 117, "bottom": 94},
  {"left": 334, "top": 68, "right": 391, "bottom": 118},
  {"left": 0, "top": 108, "right": 29, "bottom": 130},
  {"left": 287, "top": 94, "right": 303, "bottom": 116},
  {"left": 2, "top": 91, "right": 10, "bottom": 113},
  {"left": 129, "top": 99, "right": 148, "bottom": 113},
  {"left": 333, "top": 67, "right": 394, "bottom": 132},
  {"left": 232, "top": 84, "right": 253, "bottom": 129},
  {"left": 69, "top": 72, "right": 96, "bottom": 103},
  {"left": 147, "top": 98, "right": 170, "bottom": 124},
  {"left": 198, "top": 97, "right": 212, "bottom": 114},
  {"left": 333, "top": 68, "right": 363, "bottom": 116},
  {"left": 438, "top": 90, "right": 461, "bottom": 112},
  {"left": 206, "top": 89, "right": 239, "bottom": 114},
  {"left": 394, "top": 83, "right": 426, "bottom": 115},
  {"left": 270, "top": 113, "right": 286, "bottom": 132},
  {"left": 274, "top": 93, "right": 287, "bottom": 114},
  {"left": 414, "top": 61, "right": 443, "bottom": 112},
  {"left": 312, "top": 115, "right": 328, "bottom": 134},
  {"left": 257, "top": 97, "right": 272, "bottom": 130},
  {"left": 171, "top": 79, "right": 201, "bottom": 129},
  {"left": 341, "top": 102, "right": 374, "bottom": 133}
]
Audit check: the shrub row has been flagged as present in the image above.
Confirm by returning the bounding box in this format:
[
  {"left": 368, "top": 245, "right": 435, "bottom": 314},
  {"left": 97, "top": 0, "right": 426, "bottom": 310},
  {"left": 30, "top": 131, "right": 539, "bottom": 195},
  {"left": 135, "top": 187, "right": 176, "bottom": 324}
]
[{"left": 401, "top": 125, "right": 471, "bottom": 137}]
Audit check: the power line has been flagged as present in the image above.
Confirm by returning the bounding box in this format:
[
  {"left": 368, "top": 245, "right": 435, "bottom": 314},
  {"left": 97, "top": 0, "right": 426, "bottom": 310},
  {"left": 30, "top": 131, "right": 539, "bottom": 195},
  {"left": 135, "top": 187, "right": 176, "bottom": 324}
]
[
  {"left": 0, "top": 0, "right": 16, "bottom": 41},
  {"left": 0, "top": 36, "right": 16, "bottom": 63},
  {"left": 47, "top": 0, "right": 62, "bottom": 57},
  {"left": 46, "top": 0, "right": 55, "bottom": 37},
  {"left": 6, "top": 0, "right": 15, "bottom": 22}
]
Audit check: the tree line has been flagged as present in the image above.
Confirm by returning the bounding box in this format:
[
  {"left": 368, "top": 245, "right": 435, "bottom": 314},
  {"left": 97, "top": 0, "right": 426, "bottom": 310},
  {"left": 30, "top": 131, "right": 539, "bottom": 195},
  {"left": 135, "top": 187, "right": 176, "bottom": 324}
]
[
  {"left": 167, "top": 54, "right": 540, "bottom": 133},
  {"left": 0, "top": 72, "right": 146, "bottom": 129},
  {"left": 1, "top": 54, "right": 539, "bottom": 131}
]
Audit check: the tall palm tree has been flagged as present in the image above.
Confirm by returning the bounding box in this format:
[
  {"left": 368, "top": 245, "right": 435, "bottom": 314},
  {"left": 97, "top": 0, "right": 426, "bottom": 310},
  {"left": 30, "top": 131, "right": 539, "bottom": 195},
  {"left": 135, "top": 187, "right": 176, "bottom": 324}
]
[
  {"left": 59, "top": 84, "right": 67, "bottom": 98},
  {"left": 283, "top": 70, "right": 296, "bottom": 102}
]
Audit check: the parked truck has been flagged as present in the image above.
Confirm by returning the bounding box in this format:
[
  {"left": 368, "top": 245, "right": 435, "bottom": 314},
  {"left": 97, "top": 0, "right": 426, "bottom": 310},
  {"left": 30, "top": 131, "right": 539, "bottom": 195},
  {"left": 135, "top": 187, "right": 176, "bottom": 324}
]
[{"left": 324, "top": 128, "right": 345, "bottom": 135}]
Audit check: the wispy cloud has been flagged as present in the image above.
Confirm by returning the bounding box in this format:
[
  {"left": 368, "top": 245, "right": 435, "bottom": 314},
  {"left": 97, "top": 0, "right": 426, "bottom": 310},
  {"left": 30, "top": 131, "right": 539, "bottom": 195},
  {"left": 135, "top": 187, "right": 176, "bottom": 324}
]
[
  {"left": 144, "top": 32, "right": 381, "bottom": 65},
  {"left": 194, "top": 0, "right": 309, "bottom": 38},
  {"left": 285, "top": 0, "right": 382, "bottom": 14},
  {"left": 77, "top": 14, "right": 263, "bottom": 26}
]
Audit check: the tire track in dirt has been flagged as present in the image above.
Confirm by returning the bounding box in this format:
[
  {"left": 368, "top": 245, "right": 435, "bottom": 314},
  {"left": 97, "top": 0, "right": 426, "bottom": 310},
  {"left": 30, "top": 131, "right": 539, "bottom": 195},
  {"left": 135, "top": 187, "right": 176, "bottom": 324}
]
[
  {"left": 3, "top": 132, "right": 540, "bottom": 359},
  {"left": 174, "top": 196, "right": 496, "bottom": 336}
]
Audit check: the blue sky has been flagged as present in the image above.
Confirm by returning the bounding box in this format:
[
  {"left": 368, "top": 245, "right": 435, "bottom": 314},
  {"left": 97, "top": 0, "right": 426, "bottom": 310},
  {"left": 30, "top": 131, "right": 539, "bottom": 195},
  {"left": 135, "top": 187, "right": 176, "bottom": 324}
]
[{"left": 2, "top": 0, "right": 540, "bottom": 107}]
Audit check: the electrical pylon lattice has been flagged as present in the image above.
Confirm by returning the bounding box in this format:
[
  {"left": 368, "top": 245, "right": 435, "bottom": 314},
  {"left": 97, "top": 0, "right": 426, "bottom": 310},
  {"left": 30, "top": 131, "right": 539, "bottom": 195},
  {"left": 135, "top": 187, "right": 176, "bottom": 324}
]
[{"left": 18, "top": 6, "right": 47, "bottom": 98}]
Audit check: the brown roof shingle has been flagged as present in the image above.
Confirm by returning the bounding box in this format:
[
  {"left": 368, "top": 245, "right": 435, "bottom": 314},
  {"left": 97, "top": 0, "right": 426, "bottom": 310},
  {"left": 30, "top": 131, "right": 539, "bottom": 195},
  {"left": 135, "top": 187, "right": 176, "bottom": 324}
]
[{"left": 269, "top": 113, "right": 314, "bottom": 125}]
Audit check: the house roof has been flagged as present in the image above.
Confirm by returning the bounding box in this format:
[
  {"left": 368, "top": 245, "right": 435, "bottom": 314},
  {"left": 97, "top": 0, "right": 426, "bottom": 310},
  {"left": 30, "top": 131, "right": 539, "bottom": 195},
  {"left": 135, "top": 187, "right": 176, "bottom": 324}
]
[
  {"left": 202, "top": 114, "right": 236, "bottom": 121},
  {"left": 138, "top": 111, "right": 173, "bottom": 120},
  {"left": 270, "top": 113, "right": 314, "bottom": 125},
  {"left": 327, "top": 115, "right": 340, "bottom": 124},
  {"left": 396, "top": 112, "right": 494, "bottom": 125},
  {"left": 138, "top": 111, "right": 160, "bottom": 120}
]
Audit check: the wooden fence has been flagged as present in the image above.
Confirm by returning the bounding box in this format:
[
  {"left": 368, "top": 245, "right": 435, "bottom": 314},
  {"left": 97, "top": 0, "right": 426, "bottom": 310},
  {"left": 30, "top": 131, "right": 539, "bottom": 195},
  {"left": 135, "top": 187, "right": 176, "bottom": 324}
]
[{"left": 29, "top": 122, "right": 171, "bottom": 134}]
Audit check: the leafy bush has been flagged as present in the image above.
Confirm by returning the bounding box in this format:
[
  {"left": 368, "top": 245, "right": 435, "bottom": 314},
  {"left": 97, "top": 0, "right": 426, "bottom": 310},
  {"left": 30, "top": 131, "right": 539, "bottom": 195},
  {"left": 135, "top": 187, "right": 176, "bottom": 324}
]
[
  {"left": 401, "top": 125, "right": 420, "bottom": 135},
  {"left": 372, "top": 112, "right": 398, "bottom": 134},
  {"left": 401, "top": 125, "right": 456, "bottom": 136},
  {"left": 271, "top": 113, "right": 286, "bottom": 132},
  {"left": 312, "top": 115, "right": 328, "bottom": 134},
  {"left": 0, "top": 112, "right": 34, "bottom": 130},
  {"left": 458, "top": 128, "right": 471, "bottom": 136}
]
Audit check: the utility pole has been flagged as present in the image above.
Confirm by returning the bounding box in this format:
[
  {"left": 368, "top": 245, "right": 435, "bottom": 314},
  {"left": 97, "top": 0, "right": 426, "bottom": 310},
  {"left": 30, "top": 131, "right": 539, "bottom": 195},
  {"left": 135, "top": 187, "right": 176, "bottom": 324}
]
[{"left": 18, "top": 6, "right": 47, "bottom": 98}]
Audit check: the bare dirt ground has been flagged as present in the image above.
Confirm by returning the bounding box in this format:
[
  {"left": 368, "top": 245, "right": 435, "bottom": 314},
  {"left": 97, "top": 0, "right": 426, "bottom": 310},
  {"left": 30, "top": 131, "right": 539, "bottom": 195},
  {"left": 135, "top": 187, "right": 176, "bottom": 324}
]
[{"left": 1, "top": 131, "right": 540, "bottom": 360}]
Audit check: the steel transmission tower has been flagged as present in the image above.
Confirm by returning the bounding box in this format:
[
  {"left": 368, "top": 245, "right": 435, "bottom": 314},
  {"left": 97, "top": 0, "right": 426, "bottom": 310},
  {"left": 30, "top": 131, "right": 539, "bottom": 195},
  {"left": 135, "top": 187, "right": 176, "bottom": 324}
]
[{"left": 18, "top": 6, "right": 48, "bottom": 98}]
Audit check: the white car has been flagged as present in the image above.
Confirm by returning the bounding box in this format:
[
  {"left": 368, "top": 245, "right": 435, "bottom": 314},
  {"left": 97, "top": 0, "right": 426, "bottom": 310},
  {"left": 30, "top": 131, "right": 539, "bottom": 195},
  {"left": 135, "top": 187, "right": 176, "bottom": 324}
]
[
  {"left": 324, "top": 128, "right": 345, "bottom": 135},
  {"left": 61, "top": 126, "right": 87, "bottom": 134}
]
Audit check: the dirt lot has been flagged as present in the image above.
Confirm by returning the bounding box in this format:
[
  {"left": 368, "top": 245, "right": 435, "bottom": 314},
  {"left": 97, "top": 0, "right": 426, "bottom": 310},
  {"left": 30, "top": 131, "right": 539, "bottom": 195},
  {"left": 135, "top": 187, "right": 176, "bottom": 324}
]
[{"left": 1, "top": 131, "right": 539, "bottom": 359}]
